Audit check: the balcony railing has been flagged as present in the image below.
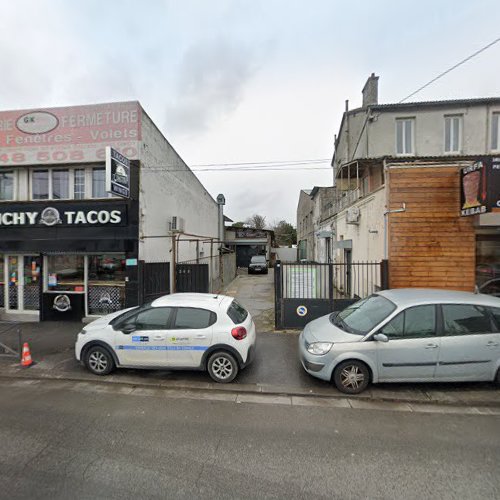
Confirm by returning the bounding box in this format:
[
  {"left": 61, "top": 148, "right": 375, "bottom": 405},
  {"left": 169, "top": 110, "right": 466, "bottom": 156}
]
[{"left": 321, "top": 188, "right": 361, "bottom": 221}]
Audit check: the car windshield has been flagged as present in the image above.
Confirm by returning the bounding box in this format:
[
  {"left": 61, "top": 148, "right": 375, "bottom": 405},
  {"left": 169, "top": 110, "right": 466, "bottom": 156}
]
[
  {"left": 251, "top": 256, "right": 266, "bottom": 263},
  {"left": 330, "top": 294, "right": 396, "bottom": 335}
]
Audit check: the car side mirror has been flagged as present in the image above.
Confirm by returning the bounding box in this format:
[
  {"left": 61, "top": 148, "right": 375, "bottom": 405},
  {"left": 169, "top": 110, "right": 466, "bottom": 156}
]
[
  {"left": 373, "top": 333, "right": 389, "bottom": 343},
  {"left": 121, "top": 324, "right": 136, "bottom": 335}
]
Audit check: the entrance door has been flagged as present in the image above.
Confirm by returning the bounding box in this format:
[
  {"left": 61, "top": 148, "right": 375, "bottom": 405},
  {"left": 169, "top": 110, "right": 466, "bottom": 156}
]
[{"left": 5, "top": 255, "right": 41, "bottom": 313}]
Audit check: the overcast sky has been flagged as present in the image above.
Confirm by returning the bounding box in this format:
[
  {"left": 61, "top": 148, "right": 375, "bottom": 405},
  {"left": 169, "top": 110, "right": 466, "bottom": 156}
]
[{"left": 2, "top": 0, "right": 500, "bottom": 225}]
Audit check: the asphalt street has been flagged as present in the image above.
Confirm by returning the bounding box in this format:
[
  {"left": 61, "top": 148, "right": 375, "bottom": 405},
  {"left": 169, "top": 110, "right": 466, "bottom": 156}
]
[{"left": 1, "top": 379, "right": 499, "bottom": 500}]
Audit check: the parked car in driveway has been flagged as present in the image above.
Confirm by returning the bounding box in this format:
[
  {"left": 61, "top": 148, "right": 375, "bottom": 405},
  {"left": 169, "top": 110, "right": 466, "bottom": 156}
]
[
  {"left": 299, "top": 289, "right": 500, "bottom": 394},
  {"left": 248, "top": 255, "right": 268, "bottom": 274},
  {"left": 76, "top": 293, "right": 256, "bottom": 383}
]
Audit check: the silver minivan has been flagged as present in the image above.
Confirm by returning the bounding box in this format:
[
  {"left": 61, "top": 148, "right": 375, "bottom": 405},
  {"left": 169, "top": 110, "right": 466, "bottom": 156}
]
[{"left": 299, "top": 289, "right": 500, "bottom": 394}]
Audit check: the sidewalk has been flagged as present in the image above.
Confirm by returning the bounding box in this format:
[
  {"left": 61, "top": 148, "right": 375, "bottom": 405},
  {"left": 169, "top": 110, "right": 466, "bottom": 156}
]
[{"left": 1, "top": 322, "right": 499, "bottom": 409}]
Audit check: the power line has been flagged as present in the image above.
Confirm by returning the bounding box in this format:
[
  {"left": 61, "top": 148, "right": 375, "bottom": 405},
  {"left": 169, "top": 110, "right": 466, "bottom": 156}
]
[
  {"left": 144, "top": 165, "right": 332, "bottom": 172},
  {"left": 190, "top": 158, "right": 330, "bottom": 167},
  {"left": 399, "top": 36, "right": 500, "bottom": 103}
]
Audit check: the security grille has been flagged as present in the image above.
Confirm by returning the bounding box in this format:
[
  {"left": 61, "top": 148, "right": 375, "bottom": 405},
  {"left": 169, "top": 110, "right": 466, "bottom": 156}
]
[
  {"left": 8, "top": 285, "right": 18, "bottom": 309},
  {"left": 88, "top": 286, "right": 124, "bottom": 315},
  {"left": 23, "top": 284, "right": 40, "bottom": 310}
]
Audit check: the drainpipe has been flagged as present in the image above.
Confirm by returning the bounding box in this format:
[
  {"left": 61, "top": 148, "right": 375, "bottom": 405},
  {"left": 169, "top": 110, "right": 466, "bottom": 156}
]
[{"left": 383, "top": 161, "right": 406, "bottom": 259}]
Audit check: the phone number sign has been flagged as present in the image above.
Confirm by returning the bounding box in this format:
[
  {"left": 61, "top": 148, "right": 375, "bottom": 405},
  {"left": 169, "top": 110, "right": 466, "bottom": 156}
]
[{"left": 0, "top": 102, "right": 141, "bottom": 166}]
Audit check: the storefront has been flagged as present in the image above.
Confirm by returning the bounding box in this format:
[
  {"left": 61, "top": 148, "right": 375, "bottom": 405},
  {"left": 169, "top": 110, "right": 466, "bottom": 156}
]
[{"left": 0, "top": 198, "right": 139, "bottom": 321}]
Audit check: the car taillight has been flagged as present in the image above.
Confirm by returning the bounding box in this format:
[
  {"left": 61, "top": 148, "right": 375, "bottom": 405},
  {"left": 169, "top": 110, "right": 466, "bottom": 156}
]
[{"left": 231, "top": 326, "right": 247, "bottom": 340}]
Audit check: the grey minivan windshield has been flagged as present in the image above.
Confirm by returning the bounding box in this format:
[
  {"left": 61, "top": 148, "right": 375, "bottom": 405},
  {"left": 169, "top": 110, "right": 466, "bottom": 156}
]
[{"left": 330, "top": 295, "right": 396, "bottom": 335}]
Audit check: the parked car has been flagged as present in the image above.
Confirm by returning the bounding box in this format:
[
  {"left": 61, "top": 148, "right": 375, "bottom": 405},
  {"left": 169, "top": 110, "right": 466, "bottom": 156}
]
[
  {"left": 248, "top": 255, "right": 268, "bottom": 274},
  {"left": 76, "top": 293, "right": 256, "bottom": 383},
  {"left": 299, "top": 289, "right": 500, "bottom": 394}
]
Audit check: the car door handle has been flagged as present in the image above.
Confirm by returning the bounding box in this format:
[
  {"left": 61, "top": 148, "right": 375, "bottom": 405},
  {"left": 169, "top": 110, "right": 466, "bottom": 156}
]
[
  {"left": 153, "top": 335, "right": 165, "bottom": 341},
  {"left": 195, "top": 335, "right": 207, "bottom": 339},
  {"left": 486, "top": 341, "right": 499, "bottom": 347},
  {"left": 425, "top": 343, "right": 438, "bottom": 349}
]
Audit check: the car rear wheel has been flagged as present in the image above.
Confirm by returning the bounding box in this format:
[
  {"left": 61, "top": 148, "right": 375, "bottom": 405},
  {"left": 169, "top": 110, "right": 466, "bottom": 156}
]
[
  {"left": 207, "top": 351, "right": 238, "bottom": 383},
  {"left": 84, "top": 345, "right": 115, "bottom": 376},
  {"left": 333, "top": 360, "right": 370, "bottom": 394}
]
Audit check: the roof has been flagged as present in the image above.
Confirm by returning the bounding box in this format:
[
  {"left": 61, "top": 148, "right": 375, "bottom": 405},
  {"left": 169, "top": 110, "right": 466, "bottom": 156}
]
[
  {"left": 377, "top": 288, "right": 500, "bottom": 309},
  {"left": 301, "top": 189, "right": 312, "bottom": 195},
  {"left": 152, "top": 293, "right": 232, "bottom": 310}
]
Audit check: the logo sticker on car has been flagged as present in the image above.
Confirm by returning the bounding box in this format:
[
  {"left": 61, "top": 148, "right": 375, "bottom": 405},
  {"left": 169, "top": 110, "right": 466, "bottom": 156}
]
[{"left": 132, "top": 336, "right": 149, "bottom": 342}]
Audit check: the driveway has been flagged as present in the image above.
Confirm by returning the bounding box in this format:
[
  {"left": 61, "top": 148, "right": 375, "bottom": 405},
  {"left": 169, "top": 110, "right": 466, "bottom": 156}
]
[{"left": 224, "top": 268, "right": 275, "bottom": 332}]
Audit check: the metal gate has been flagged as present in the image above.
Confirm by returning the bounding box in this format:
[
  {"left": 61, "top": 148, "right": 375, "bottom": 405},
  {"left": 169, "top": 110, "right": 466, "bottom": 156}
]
[
  {"left": 274, "top": 260, "right": 389, "bottom": 329},
  {"left": 142, "top": 262, "right": 170, "bottom": 303},
  {"left": 176, "top": 264, "right": 209, "bottom": 293}
]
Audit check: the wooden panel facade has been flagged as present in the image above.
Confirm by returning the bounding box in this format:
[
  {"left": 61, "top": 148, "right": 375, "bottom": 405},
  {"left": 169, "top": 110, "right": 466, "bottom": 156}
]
[{"left": 388, "top": 166, "right": 476, "bottom": 291}]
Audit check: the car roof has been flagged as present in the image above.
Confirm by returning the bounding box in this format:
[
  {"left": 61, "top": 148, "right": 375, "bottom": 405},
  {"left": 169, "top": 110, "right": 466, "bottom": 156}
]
[
  {"left": 151, "top": 293, "right": 234, "bottom": 311},
  {"left": 377, "top": 288, "right": 500, "bottom": 308}
]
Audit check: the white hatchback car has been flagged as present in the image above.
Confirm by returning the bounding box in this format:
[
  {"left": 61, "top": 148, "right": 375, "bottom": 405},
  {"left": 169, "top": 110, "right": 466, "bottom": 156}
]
[{"left": 75, "top": 293, "right": 256, "bottom": 383}]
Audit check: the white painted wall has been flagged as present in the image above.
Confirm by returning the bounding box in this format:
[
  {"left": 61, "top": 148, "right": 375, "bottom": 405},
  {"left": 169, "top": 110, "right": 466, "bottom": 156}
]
[
  {"left": 273, "top": 247, "right": 297, "bottom": 262},
  {"left": 333, "top": 187, "right": 386, "bottom": 263},
  {"left": 138, "top": 110, "right": 219, "bottom": 264}
]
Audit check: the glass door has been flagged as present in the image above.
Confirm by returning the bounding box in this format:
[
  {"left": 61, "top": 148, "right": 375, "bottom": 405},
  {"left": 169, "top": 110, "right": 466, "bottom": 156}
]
[{"left": 5, "top": 255, "right": 40, "bottom": 312}]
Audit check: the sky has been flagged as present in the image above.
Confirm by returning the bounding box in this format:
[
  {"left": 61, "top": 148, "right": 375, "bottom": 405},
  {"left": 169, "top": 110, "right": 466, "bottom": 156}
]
[{"left": 2, "top": 0, "right": 500, "bottom": 226}]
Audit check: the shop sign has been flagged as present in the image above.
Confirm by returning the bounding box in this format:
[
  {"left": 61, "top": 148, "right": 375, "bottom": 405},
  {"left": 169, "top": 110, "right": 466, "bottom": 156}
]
[
  {"left": 106, "top": 146, "right": 130, "bottom": 198},
  {"left": 53, "top": 295, "right": 72, "bottom": 312},
  {"left": 0, "top": 202, "right": 127, "bottom": 227},
  {"left": 488, "top": 157, "right": 500, "bottom": 209},
  {"left": 460, "top": 161, "right": 488, "bottom": 216},
  {"left": 235, "top": 229, "right": 267, "bottom": 239},
  {"left": 0, "top": 102, "right": 141, "bottom": 166}
]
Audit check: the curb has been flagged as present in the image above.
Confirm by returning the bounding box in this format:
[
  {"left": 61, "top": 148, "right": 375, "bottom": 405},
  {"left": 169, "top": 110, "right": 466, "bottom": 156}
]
[{"left": 1, "top": 369, "right": 499, "bottom": 409}]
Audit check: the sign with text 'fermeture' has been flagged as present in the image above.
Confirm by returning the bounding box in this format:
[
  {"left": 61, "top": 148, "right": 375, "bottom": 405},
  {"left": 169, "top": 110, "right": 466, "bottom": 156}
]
[{"left": 0, "top": 102, "right": 141, "bottom": 166}]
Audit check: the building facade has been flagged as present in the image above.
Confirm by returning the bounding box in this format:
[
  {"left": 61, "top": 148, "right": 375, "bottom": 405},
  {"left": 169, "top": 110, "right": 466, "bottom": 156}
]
[
  {"left": 0, "top": 102, "right": 221, "bottom": 321},
  {"left": 324, "top": 75, "right": 500, "bottom": 292}
]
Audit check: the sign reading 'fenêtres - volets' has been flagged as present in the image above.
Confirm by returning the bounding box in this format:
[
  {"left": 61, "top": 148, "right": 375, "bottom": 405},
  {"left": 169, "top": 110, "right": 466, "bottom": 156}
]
[{"left": 0, "top": 202, "right": 127, "bottom": 227}]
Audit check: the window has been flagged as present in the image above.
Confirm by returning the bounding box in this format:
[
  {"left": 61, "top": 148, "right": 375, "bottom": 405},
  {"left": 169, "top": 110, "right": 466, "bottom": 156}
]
[
  {"left": 32, "top": 169, "right": 70, "bottom": 200},
  {"left": 492, "top": 113, "right": 500, "bottom": 151},
  {"left": 0, "top": 171, "right": 14, "bottom": 200},
  {"left": 227, "top": 300, "right": 248, "bottom": 324},
  {"left": 92, "top": 167, "right": 106, "bottom": 198},
  {"left": 52, "top": 170, "right": 69, "bottom": 199},
  {"left": 46, "top": 255, "right": 84, "bottom": 292},
  {"left": 442, "top": 304, "right": 492, "bottom": 335},
  {"left": 32, "top": 170, "right": 49, "bottom": 199},
  {"left": 173, "top": 307, "right": 216, "bottom": 329},
  {"left": 331, "top": 294, "right": 397, "bottom": 335},
  {"left": 396, "top": 118, "right": 414, "bottom": 155},
  {"left": 444, "top": 115, "right": 462, "bottom": 153},
  {"left": 74, "top": 169, "right": 85, "bottom": 199},
  {"left": 488, "top": 307, "right": 500, "bottom": 331},
  {"left": 88, "top": 255, "right": 126, "bottom": 283},
  {"left": 134, "top": 307, "right": 173, "bottom": 330},
  {"left": 380, "top": 305, "right": 436, "bottom": 339}
]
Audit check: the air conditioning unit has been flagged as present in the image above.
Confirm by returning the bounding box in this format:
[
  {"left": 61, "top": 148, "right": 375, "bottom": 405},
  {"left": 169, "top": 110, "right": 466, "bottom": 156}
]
[
  {"left": 169, "top": 216, "right": 185, "bottom": 232},
  {"left": 346, "top": 207, "right": 360, "bottom": 224}
]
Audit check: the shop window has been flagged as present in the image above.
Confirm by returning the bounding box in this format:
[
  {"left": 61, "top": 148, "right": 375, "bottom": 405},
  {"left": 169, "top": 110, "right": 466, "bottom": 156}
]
[
  {"left": 87, "top": 255, "right": 126, "bottom": 315},
  {"left": 46, "top": 255, "right": 84, "bottom": 292},
  {"left": 476, "top": 237, "right": 500, "bottom": 295},
  {"left": 0, "top": 172, "right": 14, "bottom": 201}
]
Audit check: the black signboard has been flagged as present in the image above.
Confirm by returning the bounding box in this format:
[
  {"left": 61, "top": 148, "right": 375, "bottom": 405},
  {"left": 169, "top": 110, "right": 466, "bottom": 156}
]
[
  {"left": 460, "top": 160, "right": 489, "bottom": 216},
  {"left": 489, "top": 157, "right": 500, "bottom": 210},
  {"left": 106, "top": 146, "right": 130, "bottom": 198},
  {"left": 0, "top": 201, "right": 128, "bottom": 228}
]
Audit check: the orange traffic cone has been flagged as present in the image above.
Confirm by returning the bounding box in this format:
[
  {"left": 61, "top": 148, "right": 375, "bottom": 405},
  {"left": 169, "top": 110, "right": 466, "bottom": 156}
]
[{"left": 21, "top": 342, "right": 33, "bottom": 367}]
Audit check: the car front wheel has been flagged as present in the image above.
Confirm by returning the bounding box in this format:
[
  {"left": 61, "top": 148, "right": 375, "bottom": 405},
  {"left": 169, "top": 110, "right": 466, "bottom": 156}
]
[
  {"left": 84, "top": 345, "right": 115, "bottom": 376},
  {"left": 207, "top": 351, "right": 238, "bottom": 383},
  {"left": 333, "top": 360, "right": 370, "bottom": 394}
]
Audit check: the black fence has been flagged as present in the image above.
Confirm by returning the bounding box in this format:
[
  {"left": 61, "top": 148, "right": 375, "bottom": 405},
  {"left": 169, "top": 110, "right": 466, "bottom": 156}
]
[
  {"left": 176, "top": 264, "right": 209, "bottom": 293},
  {"left": 142, "top": 262, "right": 170, "bottom": 303},
  {"left": 275, "top": 260, "right": 389, "bottom": 329}
]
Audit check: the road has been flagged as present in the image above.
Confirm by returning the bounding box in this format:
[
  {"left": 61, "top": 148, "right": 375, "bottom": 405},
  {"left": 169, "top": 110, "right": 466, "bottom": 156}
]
[{"left": 1, "top": 379, "right": 499, "bottom": 499}]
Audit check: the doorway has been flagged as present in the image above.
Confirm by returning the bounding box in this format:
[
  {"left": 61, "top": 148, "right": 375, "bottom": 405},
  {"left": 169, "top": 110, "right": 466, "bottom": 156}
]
[{"left": 4, "top": 255, "right": 41, "bottom": 313}]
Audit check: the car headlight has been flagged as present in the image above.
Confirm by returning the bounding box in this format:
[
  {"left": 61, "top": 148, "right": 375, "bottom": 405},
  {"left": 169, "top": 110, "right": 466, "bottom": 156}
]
[{"left": 307, "top": 342, "right": 333, "bottom": 355}]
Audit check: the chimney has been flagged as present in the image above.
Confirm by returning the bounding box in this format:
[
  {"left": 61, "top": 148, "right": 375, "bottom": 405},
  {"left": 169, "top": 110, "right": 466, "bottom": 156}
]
[{"left": 362, "top": 73, "right": 379, "bottom": 107}]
